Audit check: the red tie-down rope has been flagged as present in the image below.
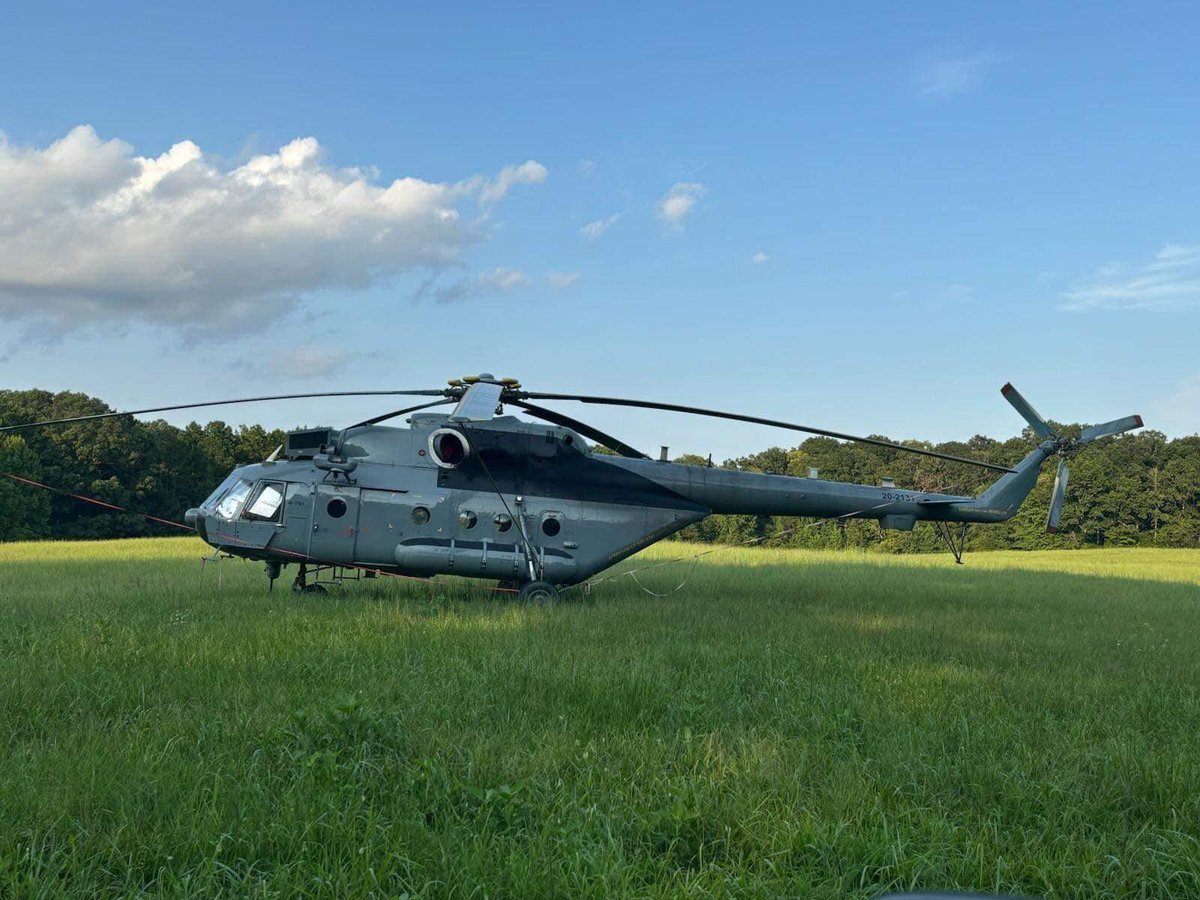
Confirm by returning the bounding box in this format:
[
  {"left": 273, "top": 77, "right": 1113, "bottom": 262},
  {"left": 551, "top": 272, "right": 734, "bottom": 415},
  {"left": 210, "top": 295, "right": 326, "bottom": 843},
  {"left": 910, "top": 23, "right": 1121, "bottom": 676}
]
[
  {"left": 0, "top": 471, "right": 194, "bottom": 531},
  {"left": 0, "top": 471, "right": 520, "bottom": 593}
]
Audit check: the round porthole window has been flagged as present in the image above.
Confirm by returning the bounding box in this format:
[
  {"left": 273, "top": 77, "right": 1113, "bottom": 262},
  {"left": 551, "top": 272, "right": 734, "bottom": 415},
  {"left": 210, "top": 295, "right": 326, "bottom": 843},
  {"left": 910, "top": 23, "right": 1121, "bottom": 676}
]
[
  {"left": 412, "top": 506, "right": 430, "bottom": 525},
  {"left": 494, "top": 513, "right": 512, "bottom": 532},
  {"left": 327, "top": 498, "right": 347, "bottom": 519},
  {"left": 541, "top": 516, "right": 561, "bottom": 537},
  {"left": 458, "top": 510, "right": 477, "bottom": 529}
]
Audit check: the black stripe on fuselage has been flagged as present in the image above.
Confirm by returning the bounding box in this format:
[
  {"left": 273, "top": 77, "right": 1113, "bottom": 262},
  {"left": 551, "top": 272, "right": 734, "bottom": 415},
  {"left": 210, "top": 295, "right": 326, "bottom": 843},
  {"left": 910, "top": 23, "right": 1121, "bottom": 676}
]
[{"left": 440, "top": 426, "right": 708, "bottom": 512}]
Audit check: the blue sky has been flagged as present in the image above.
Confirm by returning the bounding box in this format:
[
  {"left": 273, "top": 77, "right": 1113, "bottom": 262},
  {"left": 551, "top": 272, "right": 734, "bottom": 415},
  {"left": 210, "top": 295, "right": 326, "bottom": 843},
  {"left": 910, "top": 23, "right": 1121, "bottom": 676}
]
[{"left": 1, "top": 1, "right": 1197, "bottom": 460}]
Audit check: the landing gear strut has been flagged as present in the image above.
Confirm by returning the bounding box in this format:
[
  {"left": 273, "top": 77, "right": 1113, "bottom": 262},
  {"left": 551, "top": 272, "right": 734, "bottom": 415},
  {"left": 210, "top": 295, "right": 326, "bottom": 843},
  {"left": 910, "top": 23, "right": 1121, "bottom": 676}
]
[
  {"left": 291, "top": 563, "right": 327, "bottom": 595},
  {"left": 933, "top": 521, "right": 969, "bottom": 565}
]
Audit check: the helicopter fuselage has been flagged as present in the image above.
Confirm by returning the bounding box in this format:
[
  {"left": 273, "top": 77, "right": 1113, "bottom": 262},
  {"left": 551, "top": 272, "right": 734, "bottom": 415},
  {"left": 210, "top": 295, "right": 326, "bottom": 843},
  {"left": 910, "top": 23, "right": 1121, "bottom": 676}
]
[{"left": 186, "top": 411, "right": 1049, "bottom": 587}]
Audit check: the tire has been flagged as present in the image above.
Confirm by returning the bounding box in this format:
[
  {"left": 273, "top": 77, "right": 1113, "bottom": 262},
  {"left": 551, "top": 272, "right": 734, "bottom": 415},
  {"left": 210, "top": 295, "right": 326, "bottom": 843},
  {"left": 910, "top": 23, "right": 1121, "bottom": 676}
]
[{"left": 518, "top": 580, "right": 560, "bottom": 605}]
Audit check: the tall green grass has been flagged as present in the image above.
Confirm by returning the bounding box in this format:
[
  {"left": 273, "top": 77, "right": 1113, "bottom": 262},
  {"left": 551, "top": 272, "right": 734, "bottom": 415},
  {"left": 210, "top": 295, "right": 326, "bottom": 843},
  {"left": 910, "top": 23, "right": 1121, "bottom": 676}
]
[{"left": 1, "top": 538, "right": 1198, "bottom": 897}]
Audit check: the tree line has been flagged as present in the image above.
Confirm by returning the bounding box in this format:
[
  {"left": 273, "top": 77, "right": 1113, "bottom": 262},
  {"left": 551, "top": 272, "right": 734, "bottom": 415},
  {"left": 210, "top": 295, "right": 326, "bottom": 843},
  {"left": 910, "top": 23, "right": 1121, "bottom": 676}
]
[{"left": 1, "top": 389, "right": 1197, "bottom": 550}]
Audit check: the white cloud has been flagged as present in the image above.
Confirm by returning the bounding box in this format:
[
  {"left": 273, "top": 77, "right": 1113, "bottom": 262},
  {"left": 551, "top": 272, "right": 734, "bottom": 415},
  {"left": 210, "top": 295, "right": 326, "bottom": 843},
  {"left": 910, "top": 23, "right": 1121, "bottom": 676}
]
[
  {"left": 915, "top": 51, "right": 1000, "bottom": 97},
  {"left": 751, "top": 251, "right": 769, "bottom": 264},
  {"left": 478, "top": 160, "right": 548, "bottom": 204},
  {"left": 577, "top": 159, "right": 596, "bottom": 177},
  {"left": 546, "top": 271, "right": 580, "bottom": 289},
  {"left": 1061, "top": 244, "right": 1200, "bottom": 311},
  {"left": 658, "top": 182, "right": 705, "bottom": 228},
  {"left": 580, "top": 212, "right": 620, "bottom": 240},
  {"left": 425, "top": 266, "right": 531, "bottom": 304},
  {"left": 480, "top": 266, "right": 530, "bottom": 291},
  {"left": 0, "top": 125, "right": 548, "bottom": 330}
]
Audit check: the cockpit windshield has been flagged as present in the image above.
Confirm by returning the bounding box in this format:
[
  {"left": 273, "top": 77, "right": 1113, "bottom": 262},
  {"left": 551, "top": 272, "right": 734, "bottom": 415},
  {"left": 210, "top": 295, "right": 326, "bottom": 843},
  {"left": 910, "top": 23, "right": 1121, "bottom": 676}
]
[
  {"left": 213, "top": 479, "right": 254, "bottom": 520},
  {"left": 201, "top": 471, "right": 242, "bottom": 510}
]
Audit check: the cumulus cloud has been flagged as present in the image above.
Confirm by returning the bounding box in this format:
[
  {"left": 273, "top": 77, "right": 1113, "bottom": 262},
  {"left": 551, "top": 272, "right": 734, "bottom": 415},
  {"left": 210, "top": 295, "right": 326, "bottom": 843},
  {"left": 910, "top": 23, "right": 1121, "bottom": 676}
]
[
  {"left": 0, "top": 125, "right": 548, "bottom": 330},
  {"left": 546, "top": 271, "right": 580, "bottom": 289},
  {"left": 915, "top": 51, "right": 1000, "bottom": 97},
  {"left": 1061, "top": 244, "right": 1200, "bottom": 311},
  {"left": 477, "top": 160, "right": 548, "bottom": 204},
  {"left": 580, "top": 212, "right": 620, "bottom": 240},
  {"left": 751, "top": 251, "right": 769, "bottom": 264},
  {"left": 658, "top": 182, "right": 705, "bottom": 228}
]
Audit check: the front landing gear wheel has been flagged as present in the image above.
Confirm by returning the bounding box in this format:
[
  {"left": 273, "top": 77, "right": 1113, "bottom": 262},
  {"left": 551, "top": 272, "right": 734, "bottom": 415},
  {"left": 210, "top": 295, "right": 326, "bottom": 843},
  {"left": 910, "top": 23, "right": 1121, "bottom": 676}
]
[
  {"left": 292, "top": 580, "right": 327, "bottom": 595},
  {"left": 518, "top": 580, "right": 560, "bottom": 605}
]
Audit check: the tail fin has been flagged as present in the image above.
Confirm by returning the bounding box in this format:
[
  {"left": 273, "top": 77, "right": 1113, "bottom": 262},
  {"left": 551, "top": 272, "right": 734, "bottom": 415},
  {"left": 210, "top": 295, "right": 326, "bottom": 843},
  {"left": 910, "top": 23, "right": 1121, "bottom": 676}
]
[{"left": 971, "top": 444, "right": 1054, "bottom": 521}]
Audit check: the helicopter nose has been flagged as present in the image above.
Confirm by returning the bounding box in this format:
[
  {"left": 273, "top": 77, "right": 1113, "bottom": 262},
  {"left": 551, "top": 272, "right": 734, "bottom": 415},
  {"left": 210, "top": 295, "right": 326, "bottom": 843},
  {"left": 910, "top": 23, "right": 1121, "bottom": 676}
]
[{"left": 185, "top": 507, "right": 208, "bottom": 540}]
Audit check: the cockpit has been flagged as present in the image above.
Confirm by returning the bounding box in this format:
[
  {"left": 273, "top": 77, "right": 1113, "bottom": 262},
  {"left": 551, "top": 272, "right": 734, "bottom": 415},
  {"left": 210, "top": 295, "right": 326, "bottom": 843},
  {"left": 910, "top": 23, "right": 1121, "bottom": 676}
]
[{"left": 203, "top": 475, "right": 286, "bottom": 523}]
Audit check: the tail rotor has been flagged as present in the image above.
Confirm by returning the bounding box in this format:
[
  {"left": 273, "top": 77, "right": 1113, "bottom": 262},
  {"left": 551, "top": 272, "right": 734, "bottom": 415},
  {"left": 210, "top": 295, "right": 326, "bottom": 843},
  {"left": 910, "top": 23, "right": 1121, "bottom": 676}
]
[
  {"left": 1045, "top": 458, "right": 1070, "bottom": 534},
  {"left": 1081, "top": 415, "right": 1144, "bottom": 443},
  {"left": 1001, "top": 383, "right": 1143, "bottom": 533}
]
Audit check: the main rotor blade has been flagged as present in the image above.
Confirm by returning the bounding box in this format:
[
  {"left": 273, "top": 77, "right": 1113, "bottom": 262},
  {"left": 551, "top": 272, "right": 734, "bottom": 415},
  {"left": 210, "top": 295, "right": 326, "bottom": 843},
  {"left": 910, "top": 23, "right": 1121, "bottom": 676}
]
[
  {"left": 520, "top": 393, "right": 1016, "bottom": 473},
  {"left": 0, "top": 389, "right": 448, "bottom": 433},
  {"left": 346, "top": 399, "right": 456, "bottom": 429},
  {"left": 1045, "top": 458, "right": 1069, "bottom": 533},
  {"left": 1080, "top": 414, "right": 1143, "bottom": 443},
  {"left": 450, "top": 381, "right": 504, "bottom": 422},
  {"left": 1001, "top": 383, "right": 1056, "bottom": 439},
  {"left": 507, "top": 399, "right": 649, "bottom": 459}
]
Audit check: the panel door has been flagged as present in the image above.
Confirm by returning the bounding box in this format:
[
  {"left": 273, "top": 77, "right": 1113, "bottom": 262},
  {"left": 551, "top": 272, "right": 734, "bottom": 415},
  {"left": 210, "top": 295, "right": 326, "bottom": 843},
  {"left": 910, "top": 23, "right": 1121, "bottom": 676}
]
[{"left": 309, "top": 484, "right": 361, "bottom": 564}]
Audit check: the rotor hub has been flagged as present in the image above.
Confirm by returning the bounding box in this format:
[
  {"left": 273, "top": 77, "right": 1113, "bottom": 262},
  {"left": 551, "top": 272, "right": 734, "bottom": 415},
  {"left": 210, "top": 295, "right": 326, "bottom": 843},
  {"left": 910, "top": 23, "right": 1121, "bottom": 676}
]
[
  {"left": 1051, "top": 435, "right": 1085, "bottom": 460},
  {"left": 446, "top": 375, "right": 525, "bottom": 401}
]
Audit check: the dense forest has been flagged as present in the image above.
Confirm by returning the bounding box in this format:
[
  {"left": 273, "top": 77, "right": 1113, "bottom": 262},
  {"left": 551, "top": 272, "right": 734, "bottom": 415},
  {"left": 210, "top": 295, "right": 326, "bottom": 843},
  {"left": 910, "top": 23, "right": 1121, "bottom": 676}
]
[{"left": 1, "top": 389, "right": 1197, "bottom": 551}]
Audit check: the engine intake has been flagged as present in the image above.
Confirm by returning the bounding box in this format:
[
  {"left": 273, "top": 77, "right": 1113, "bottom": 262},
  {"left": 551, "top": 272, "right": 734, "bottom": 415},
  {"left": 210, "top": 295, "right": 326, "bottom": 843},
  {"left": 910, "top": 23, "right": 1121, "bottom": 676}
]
[{"left": 429, "top": 428, "right": 470, "bottom": 468}]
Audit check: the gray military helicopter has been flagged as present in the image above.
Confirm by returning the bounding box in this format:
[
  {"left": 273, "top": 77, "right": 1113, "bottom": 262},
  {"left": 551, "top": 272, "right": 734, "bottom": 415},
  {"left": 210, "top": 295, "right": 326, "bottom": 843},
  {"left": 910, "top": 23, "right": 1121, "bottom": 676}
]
[{"left": 3, "top": 376, "right": 1142, "bottom": 601}]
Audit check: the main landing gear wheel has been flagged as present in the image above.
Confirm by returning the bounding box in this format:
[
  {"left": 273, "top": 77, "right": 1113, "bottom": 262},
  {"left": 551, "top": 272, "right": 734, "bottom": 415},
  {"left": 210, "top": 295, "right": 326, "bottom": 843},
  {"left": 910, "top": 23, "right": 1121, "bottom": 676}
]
[
  {"left": 291, "top": 565, "right": 327, "bottom": 595},
  {"left": 518, "top": 580, "right": 561, "bottom": 605}
]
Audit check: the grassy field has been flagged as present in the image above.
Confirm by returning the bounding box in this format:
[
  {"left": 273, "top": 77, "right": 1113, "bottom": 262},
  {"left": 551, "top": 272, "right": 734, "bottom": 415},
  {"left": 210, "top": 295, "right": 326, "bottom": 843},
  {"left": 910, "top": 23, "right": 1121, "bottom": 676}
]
[{"left": 1, "top": 538, "right": 1198, "bottom": 898}]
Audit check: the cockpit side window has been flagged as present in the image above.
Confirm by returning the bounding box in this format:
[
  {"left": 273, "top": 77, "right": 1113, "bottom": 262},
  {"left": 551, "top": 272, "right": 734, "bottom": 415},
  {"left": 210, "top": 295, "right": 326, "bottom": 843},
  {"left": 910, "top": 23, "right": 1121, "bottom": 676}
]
[
  {"left": 213, "top": 479, "right": 254, "bottom": 520},
  {"left": 243, "top": 482, "right": 286, "bottom": 523}
]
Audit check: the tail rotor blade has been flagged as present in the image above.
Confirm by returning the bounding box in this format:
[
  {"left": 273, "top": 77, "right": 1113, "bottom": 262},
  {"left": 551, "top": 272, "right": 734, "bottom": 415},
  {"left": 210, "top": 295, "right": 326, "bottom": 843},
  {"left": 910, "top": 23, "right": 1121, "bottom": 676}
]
[
  {"left": 1045, "top": 459, "right": 1069, "bottom": 533},
  {"left": 1081, "top": 414, "right": 1143, "bottom": 443},
  {"left": 1001, "top": 383, "right": 1056, "bottom": 439}
]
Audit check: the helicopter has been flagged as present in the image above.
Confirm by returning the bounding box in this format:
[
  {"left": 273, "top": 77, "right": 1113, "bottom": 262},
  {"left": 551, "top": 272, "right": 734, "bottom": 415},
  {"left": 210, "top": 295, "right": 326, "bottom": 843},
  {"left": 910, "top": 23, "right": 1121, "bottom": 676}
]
[{"left": 1, "top": 376, "right": 1142, "bottom": 602}]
